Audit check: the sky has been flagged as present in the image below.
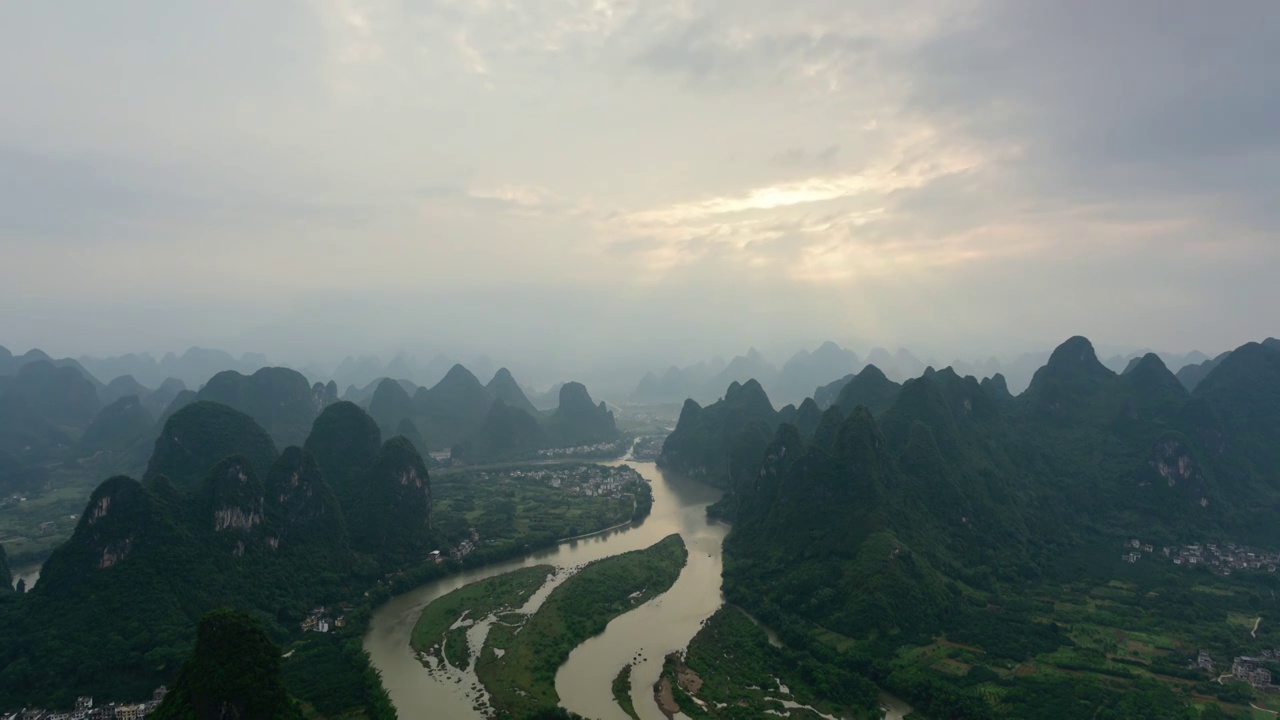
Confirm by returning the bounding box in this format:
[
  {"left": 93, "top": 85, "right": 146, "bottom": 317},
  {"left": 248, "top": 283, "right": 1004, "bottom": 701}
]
[{"left": 1, "top": 1, "right": 1277, "bottom": 370}]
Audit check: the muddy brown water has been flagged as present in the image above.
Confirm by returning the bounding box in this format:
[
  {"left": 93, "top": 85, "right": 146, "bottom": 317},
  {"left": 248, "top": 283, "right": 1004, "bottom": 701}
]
[{"left": 363, "top": 458, "right": 910, "bottom": 719}]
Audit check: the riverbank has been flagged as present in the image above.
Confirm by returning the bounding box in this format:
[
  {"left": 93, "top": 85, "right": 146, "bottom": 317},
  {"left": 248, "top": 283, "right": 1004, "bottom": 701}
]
[
  {"left": 364, "top": 460, "right": 726, "bottom": 719},
  {"left": 655, "top": 606, "right": 882, "bottom": 719},
  {"left": 477, "top": 535, "right": 688, "bottom": 717},
  {"left": 364, "top": 459, "right": 907, "bottom": 720},
  {"left": 409, "top": 565, "right": 555, "bottom": 672}
]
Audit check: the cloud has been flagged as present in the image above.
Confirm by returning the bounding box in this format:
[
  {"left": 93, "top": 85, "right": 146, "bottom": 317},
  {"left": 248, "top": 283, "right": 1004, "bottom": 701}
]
[
  {"left": 771, "top": 145, "right": 840, "bottom": 168},
  {"left": 0, "top": 0, "right": 1277, "bottom": 362}
]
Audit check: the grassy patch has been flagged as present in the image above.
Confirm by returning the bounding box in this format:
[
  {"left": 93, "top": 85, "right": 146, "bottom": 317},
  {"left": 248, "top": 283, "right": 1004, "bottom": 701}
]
[
  {"left": 431, "top": 464, "right": 648, "bottom": 550},
  {"left": 666, "top": 606, "right": 880, "bottom": 719},
  {"left": 476, "top": 534, "right": 688, "bottom": 717},
  {"left": 409, "top": 565, "right": 553, "bottom": 669},
  {"left": 612, "top": 664, "right": 639, "bottom": 720}
]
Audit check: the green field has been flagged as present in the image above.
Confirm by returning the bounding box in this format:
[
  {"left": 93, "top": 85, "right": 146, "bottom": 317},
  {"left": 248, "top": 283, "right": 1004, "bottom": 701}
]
[
  {"left": 475, "top": 534, "right": 688, "bottom": 717},
  {"left": 409, "top": 565, "right": 554, "bottom": 670},
  {"left": 0, "top": 476, "right": 101, "bottom": 567},
  {"left": 795, "top": 562, "right": 1280, "bottom": 720},
  {"left": 659, "top": 606, "right": 880, "bottom": 719},
  {"left": 611, "top": 664, "right": 639, "bottom": 720},
  {"left": 431, "top": 463, "right": 647, "bottom": 551}
]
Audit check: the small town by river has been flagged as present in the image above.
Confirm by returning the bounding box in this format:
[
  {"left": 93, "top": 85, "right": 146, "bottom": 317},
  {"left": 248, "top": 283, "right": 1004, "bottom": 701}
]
[{"left": 363, "top": 455, "right": 910, "bottom": 720}]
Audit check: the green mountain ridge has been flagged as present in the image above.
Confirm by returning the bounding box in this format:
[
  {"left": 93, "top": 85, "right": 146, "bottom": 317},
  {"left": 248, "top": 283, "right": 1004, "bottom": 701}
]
[
  {"left": 701, "top": 335, "right": 1280, "bottom": 659},
  {"left": 543, "top": 382, "right": 617, "bottom": 447},
  {"left": 144, "top": 401, "right": 279, "bottom": 492},
  {"left": 0, "top": 399, "right": 431, "bottom": 708},
  {"left": 197, "top": 367, "right": 323, "bottom": 448},
  {"left": 151, "top": 609, "right": 302, "bottom": 720}
]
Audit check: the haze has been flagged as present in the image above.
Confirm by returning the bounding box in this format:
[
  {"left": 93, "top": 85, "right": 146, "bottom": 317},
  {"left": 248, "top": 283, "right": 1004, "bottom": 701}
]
[{"left": 2, "top": 1, "right": 1276, "bottom": 369}]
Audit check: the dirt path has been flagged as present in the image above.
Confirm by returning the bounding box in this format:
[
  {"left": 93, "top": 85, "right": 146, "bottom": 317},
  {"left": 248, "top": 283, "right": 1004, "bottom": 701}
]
[
  {"left": 1253, "top": 616, "right": 1262, "bottom": 638},
  {"left": 1251, "top": 702, "right": 1278, "bottom": 715}
]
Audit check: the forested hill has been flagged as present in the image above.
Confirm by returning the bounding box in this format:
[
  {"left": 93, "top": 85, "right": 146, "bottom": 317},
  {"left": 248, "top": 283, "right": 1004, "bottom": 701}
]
[
  {"left": 0, "top": 545, "right": 11, "bottom": 592},
  {"left": 0, "top": 400, "right": 431, "bottom": 710},
  {"left": 364, "top": 366, "right": 621, "bottom": 462},
  {"left": 151, "top": 609, "right": 303, "bottom": 720},
  {"left": 707, "top": 335, "right": 1280, "bottom": 636}
]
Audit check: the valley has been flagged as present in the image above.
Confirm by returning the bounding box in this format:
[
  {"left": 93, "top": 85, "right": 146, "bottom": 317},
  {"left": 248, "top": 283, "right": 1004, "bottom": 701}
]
[
  {"left": 364, "top": 457, "right": 734, "bottom": 720},
  {"left": 4, "top": 7, "right": 1276, "bottom": 717},
  {"left": 4, "top": 335, "right": 1280, "bottom": 719}
]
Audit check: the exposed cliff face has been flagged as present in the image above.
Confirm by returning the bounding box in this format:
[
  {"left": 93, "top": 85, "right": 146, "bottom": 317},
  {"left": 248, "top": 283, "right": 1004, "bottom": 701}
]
[
  {"left": 35, "top": 476, "right": 171, "bottom": 592},
  {"left": 1141, "top": 435, "right": 1211, "bottom": 508},
  {"left": 202, "top": 457, "right": 270, "bottom": 556}
]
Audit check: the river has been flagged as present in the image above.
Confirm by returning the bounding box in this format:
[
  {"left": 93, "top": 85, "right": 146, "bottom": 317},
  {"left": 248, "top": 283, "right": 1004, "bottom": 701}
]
[{"left": 364, "top": 458, "right": 909, "bottom": 720}]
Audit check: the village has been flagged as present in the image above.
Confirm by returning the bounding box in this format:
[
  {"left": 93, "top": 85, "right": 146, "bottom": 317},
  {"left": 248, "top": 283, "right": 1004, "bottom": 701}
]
[
  {"left": 533, "top": 438, "right": 631, "bottom": 459},
  {"left": 479, "top": 464, "right": 644, "bottom": 499},
  {"left": 299, "top": 603, "right": 353, "bottom": 634},
  {"left": 3, "top": 687, "right": 167, "bottom": 720},
  {"left": 1194, "top": 649, "right": 1280, "bottom": 693},
  {"left": 432, "top": 464, "right": 646, "bottom": 562},
  {"left": 1122, "top": 539, "right": 1280, "bottom": 575}
]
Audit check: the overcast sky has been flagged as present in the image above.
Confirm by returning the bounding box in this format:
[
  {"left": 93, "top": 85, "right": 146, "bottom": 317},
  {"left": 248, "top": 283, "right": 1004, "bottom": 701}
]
[{"left": 1, "top": 1, "right": 1276, "bottom": 367}]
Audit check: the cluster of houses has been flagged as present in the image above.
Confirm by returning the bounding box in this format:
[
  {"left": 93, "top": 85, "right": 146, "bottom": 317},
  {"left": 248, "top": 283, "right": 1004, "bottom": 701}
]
[
  {"left": 505, "top": 465, "right": 643, "bottom": 499},
  {"left": 300, "top": 604, "right": 351, "bottom": 634},
  {"left": 1232, "top": 656, "right": 1280, "bottom": 691},
  {"left": 1122, "top": 539, "right": 1280, "bottom": 575},
  {"left": 533, "top": 438, "right": 629, "bottom": 459},
  {"left": 448, "top": 531, "right": 479, "bottom": 562},
  {"left": 4, "top": 688, "right": 166, "bottom": 720},
  {"left": 1196, "top": 650, "right": 1216, "bottom": 673},
  {"left": 1193, "top": 651, "right": 1280, "bottom": 693}
]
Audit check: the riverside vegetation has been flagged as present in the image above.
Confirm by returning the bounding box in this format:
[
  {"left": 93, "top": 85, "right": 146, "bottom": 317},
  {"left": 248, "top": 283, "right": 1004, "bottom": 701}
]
[
  {"left": 611, "top": 664, "right": 639, "bottom": 720},
  {"left": 660, "top": 336, "right": 1280, "bottom": 718},
  {"left": 0, "top": 384, "right": 644, "bottom": 718},
  {"left": 9, "top": 335, "right": 1280, "bottom": 719},
  {"left": 474, "top": 534, "right": 688, "bottom": 717},
  {"left": 657, "top": 605, "right": 875, "bottom": 719},
  {"left": 410, "top": 565, "right": 555, "bottom": 671}
]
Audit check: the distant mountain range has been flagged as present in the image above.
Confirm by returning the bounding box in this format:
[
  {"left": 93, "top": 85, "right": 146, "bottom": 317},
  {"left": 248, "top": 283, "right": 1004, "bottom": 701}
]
[
  {"left": 365, "top": 365, "right": 618, "bottom": 460},
  {"left": 0, "top": 342, "right": 615, "bottom": 498},
  {"left": 71, "top": 347, "right": 505, "bottom": 398},
  {"left": 630, "top": 341, "right": 1235, "bottom": 406},
  {"left": 10, "top": 338, "right": 1234, "bottom": 413}
]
